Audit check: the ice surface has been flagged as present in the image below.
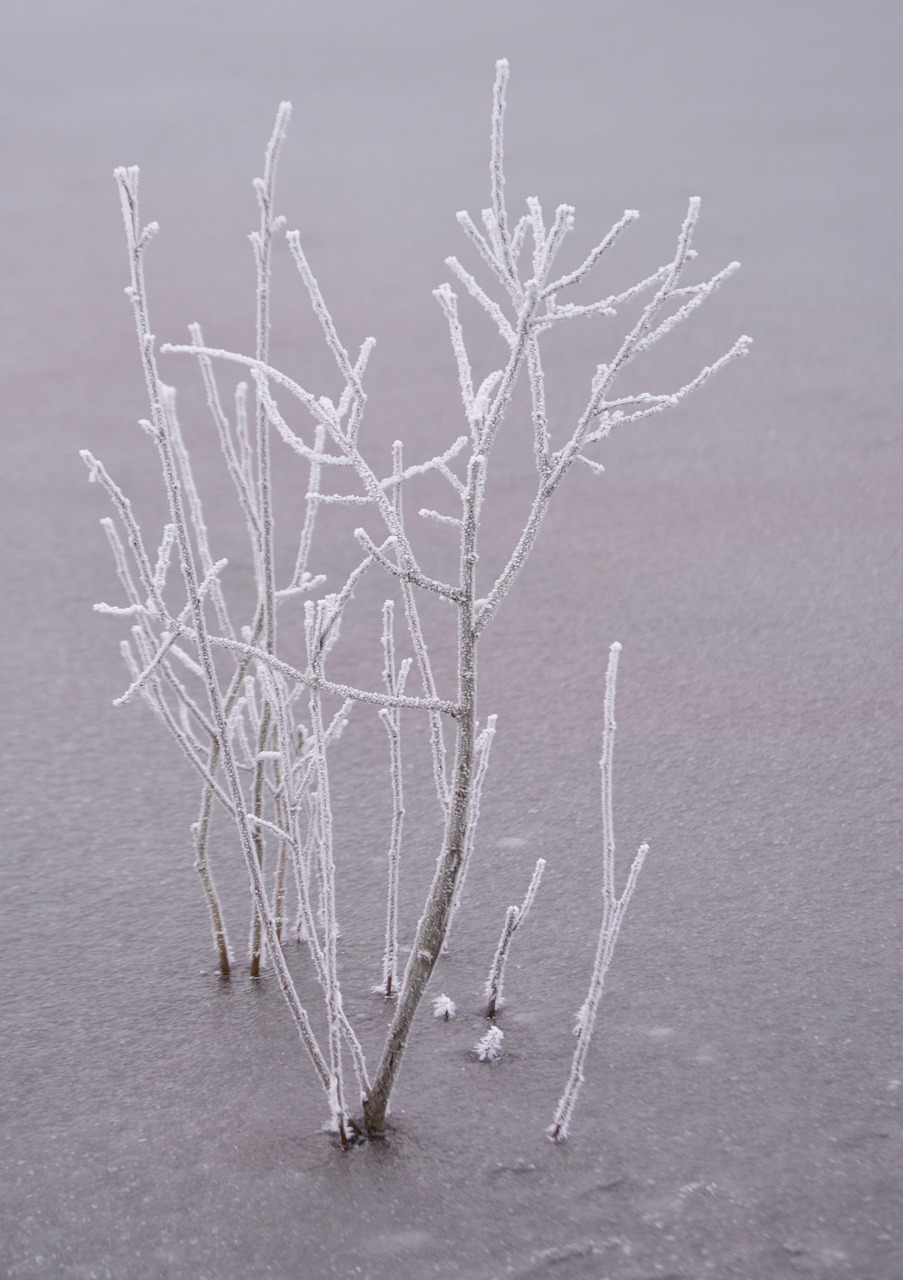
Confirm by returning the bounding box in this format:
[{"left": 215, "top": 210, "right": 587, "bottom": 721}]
[{"left": 2, "top": 2, "right": 902, "bottom": 1278}]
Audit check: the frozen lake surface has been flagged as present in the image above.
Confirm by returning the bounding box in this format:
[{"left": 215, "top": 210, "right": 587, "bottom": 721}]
[{"left": 2, "top": 2, "right": 901, "bottom": 1277}]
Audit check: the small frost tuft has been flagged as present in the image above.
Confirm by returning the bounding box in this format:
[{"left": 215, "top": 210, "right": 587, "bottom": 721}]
[
  {"left": 432, "top": 994, "right": 456, "bottom": 1020},
  {"left": 475, "top": 1025, "right": 504, "bottom": 1061}
]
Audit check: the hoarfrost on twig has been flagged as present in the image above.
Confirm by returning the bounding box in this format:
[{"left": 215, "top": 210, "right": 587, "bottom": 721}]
[
  {"left": 548, "top": 644, "right": 648, "bottom": 1143},
  {"left": 484, "top": 857, "right": 545, "bottom": 1018},
  {"left": 88, "top": 60, "right": 746, "bottom": 1142}
]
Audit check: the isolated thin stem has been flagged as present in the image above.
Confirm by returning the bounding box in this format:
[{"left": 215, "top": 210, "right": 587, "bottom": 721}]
[
  {"left": 484, "top": 857, "right": 545, "bottom": 1018},
  {"left": 549, "top": 645, "right": 648, "bottom": 1142}
]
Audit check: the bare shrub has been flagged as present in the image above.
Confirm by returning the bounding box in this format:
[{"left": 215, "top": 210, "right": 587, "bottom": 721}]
[{"left": 83, "top": 61, "right": 748, "bottom": 1143}]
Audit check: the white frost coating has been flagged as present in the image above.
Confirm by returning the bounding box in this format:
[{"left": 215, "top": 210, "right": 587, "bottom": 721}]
[
  {"left": 373, "top": 601, "right": 409, "bottom": 1000},
  {"left": 432, "top": 994, "right": 457, "bottom": 1020},
  {"left": 548, "top": 645, "right": 649, "bottom": 1143},
  {"left": 88, "top": 62, "right": 746, "bottom": 1142},
  {"left": 483, "top": 857, "right": 546, "bottom": 1018},
  {"left": 475, "top": 1025, "right": 505, "bottom": 1062},
  {"left": 108, "top": 158, "right": 335, "bottom": 1117},
  {"left": 445, "top": 714, "right": 499, "bottom": 950}
]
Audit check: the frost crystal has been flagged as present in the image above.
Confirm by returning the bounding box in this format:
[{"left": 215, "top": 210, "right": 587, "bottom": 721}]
[
  {"left": 432, "top": 994, "right": 457, "bottom": 1020},
  {"left": 475, "top": 1026, "right": 504, "bottom": 1062}
]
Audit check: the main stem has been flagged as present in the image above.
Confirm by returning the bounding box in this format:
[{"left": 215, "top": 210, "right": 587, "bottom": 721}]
[
  {"left": 362, "top": 461, "right": 481, "bottom": 1135},
  {"left": 362, "top": 686, "right": 473, "bottom": 1136}
]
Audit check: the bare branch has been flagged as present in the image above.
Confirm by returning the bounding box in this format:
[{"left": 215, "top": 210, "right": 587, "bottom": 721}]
[{"left": 542, "top": 207, "right": 639, "bottom": 298}]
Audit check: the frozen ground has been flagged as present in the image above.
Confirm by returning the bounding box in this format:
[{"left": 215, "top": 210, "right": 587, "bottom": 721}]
[{"left": 1, "top": 3, "right": 901, "bottom": 1277}]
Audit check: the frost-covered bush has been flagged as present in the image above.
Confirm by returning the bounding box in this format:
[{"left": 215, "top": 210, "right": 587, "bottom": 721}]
[{"left": 83, "top": 62, "right": 748, "bottom": 1144}]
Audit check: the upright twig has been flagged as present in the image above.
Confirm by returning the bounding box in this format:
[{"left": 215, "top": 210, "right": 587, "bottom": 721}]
[
  {"left": 247, "top": 103, "right": 291, "bottom": 977},
  {"left": 112, "top": 162, "right": 335, "bottom": 1120},
  {"left": 374, "top": 600, "right": 410, "bottom": 999},
  {"left": 549, "top": 644, "right": 648, "bottom": 1142},
  {"left": 484, "top": 857, "right": 545, "bottom": 1019}
]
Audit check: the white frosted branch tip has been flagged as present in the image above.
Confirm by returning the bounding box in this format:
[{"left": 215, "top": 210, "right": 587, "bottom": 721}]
[
  {"left": 94, "top": 601, "right": 146, "bottom": 617},
  {"left": 419, "top": 508, "right": 461, "bottom": 526},
  {"left": 138, "top": 221, "right": 159, "bottom": 250}
]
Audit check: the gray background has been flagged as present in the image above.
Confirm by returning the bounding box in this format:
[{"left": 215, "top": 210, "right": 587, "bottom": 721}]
[{"left": 2, "top": 3, "right": 900, "bottom": 1278}]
